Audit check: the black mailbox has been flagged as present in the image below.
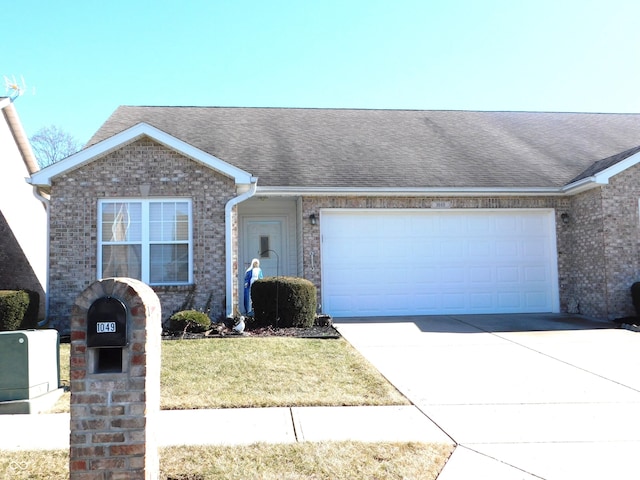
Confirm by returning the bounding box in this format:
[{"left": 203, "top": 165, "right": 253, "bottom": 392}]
[{"left": 87, "top": 297, "right": 128, "bottom": 347}]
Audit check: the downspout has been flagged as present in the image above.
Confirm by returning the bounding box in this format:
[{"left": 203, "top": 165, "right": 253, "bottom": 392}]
[
  {"left": 31, "top": 185, "right": 51, "bottom": 326},
  {"left": 225, "top": 179, "right": 258, "bottom": 317}
]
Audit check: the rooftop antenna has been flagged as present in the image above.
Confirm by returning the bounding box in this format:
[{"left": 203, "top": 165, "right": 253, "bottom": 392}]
[{"left": 4, "top": 75, "right": 30, "bottom": 102}]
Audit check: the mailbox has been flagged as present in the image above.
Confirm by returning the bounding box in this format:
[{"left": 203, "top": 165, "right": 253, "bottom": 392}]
[{"left": 87, "top": 296, "right": 128, "bottom": 347}]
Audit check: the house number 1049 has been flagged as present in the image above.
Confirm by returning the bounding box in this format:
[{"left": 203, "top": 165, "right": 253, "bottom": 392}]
[{"left": 96, "top": 321, "right": 116, "bottom": 333}]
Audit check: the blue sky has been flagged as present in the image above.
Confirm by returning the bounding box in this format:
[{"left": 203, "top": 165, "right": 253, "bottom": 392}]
[{"left": 4, "top": 0, "right": 640, "bottom": 145}]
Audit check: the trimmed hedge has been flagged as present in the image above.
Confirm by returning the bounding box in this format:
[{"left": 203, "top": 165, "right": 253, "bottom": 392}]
[
  {"left": 251, "top": 277, "right": 317, "bottom": 328},
  {"left": 0, "top": 290, "right": 30, "bottom": 331},
  {"left": 19, "top": 290, "right": 40, "bottom": 329},
  {"left": 167, "top": 310, "right": 212, "bottom": 333}
]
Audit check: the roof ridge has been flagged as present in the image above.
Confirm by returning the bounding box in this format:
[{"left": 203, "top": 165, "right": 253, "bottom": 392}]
[{"left": 113, "top": 105, "right": 640, "bottom": 116}]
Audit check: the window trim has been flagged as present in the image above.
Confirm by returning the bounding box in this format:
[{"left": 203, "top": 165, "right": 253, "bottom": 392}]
[{"left": 97, "top": 198, "right": 193, "bottom": 286}]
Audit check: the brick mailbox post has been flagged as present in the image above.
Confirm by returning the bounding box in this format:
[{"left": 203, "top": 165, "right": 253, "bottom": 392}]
[{"left": 69, "top": 278, "right": 161, "bottom": 480}]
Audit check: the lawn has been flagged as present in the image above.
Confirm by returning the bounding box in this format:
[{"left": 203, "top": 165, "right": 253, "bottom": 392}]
[
  {"left": 52, "top": 337, "right": 409, "bottom": 412},
  {"left": 30, "top": 335, "right": 453, "bottom": 479},
  {"left": 1, "top": 442, "right": 454, "bottom": 479}
]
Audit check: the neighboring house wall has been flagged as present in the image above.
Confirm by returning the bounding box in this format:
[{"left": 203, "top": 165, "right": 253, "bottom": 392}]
[
  {"left": 0, "top": 106, "right": 46, "bottom": 315},
  {"left": 47, "top": 139, "right": 236, "bottom": 333},
  {"left": 601, "top": 164, "right": 640, "bottom": 318},
  {"left": 567, "top": 188, "right": 607, "bottom": 318},
  {"left": 566, "top": 164, "right": 640, "bottom": 320},
  {"left": 301, "top": 195, "right": 572, "bottom": 312}
]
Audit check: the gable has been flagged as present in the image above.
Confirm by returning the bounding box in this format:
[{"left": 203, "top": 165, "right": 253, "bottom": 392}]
[
  {"left": 28, "top": 122, "right": 255, "bottom": 191},
  {"left": 563, "top": 146, "right": 640, "bottom": 194}
]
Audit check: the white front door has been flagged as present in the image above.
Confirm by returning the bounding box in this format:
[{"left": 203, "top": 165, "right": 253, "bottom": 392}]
[{"left": 244, "top": 219, "right": 284, "bottom": 278}]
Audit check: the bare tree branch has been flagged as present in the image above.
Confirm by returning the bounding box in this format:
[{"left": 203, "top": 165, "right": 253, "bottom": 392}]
[{"left": 30, "top": 125, "right": 80, "bottom": 168}]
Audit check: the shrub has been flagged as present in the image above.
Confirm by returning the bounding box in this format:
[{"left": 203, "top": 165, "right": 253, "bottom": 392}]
[
  {"left": 19, "top": 290, "right": 40, "bottom": 329},
  {"left": 0, "top": 290, "right": 30, "bottom": 331},
  {"left": 251, "top": 277, "right": 317, "bottom": 328},
  {"left": 167, "top": 310, "right": 211, "bottom": 333}
]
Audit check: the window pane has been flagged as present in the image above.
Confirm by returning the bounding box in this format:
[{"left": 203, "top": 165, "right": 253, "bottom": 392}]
[
  {"left": 260, "top": 236, "right": 270, "bottom": 258},
  {"left": 149, "top": 201, "right": 190, "bottom": 242},
  {"left": 102, "top": 202, "right": 141, "bottom": 242},
  {"left": 102, "top": 245, "right": 142, "bottom": 280},
  {"left": 163, "top": 202, "right": 176, "bottom": 221},
  {"left": 150, "top": 244, "right": 189, "bottom": 283}
]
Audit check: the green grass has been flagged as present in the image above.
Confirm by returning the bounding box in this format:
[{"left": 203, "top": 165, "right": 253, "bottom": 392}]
[{"left": 0, "top": 442, "right": 454, "bottom": 480}]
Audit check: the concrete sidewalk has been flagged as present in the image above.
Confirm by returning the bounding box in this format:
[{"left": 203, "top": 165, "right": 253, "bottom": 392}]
[
  {"left": 336, "top": 314, "right": 640, "bottom": 480},
  {"left": 0, "top": 405, "right": 451, "bottom": 451}
]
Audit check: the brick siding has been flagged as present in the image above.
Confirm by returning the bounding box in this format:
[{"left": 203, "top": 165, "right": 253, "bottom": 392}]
[{"left": 48, "top": 139, "right": 237, "bottom": 333}]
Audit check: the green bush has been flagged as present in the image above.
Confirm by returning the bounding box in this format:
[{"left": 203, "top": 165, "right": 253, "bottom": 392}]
[
  {"left": 19, "top": 290, "right": 40, "bottom": 329},
  {"left": 0, "top": 290, "right": 30, "bottom": 331},
  {"left": 251, "top": 277, "right": 317, "bottom": 328},
  {"left": 167, "top": 310, "right": 211, "bottom": 333}
]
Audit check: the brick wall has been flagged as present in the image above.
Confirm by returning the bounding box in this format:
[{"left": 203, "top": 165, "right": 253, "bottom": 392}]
[
  {"left": 48, "top": 139, "right": 237, "bottom": 333},
  {"left": 567, "top": 188, "right": 608, "bottom": 318},
  {"left": 565, "top": 164, "right": 640, "bottom": 320},
  {"left": 600, "top": 163, "right": 640, "bottom": 318}
]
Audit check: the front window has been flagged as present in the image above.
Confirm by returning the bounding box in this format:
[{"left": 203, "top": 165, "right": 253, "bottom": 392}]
[{"left": 98, "top": 199, "right": 192, "bottom": 285}]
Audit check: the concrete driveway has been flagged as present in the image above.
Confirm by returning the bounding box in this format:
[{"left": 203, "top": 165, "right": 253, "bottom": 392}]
[{"left": 335, "top": 314, "right": 640, "bottom": 480}]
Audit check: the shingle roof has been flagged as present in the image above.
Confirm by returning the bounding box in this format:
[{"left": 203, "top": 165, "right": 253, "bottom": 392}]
[{"left": 87, "top": 107, "right": 640, "bottom": 189}]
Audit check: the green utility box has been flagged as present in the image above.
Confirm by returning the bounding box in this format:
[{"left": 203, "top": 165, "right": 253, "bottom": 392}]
[{"left": 0, "top": 329, "right": 63, "bottom": 414}]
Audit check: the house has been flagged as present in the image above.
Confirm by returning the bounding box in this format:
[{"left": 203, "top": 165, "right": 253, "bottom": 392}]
[
  {"left": 28, "top": 107, "right": 640, "bottom": 333},
  {"left": 0, "top": 97, "right": 47, "bottom": 317}
]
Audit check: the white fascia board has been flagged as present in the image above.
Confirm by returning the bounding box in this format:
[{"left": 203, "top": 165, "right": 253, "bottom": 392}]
[
  {"left": 592, "top": 150, "right": 640, "bottom": 183},
  {"left": 562, "top": 150, "right": 640, "bottom": 195},
  {"left": 255, "top": 186, "right": 566, "bottom": 197},
  {"left": 28, "top": 122, "right": 254, "bottom": 187},
  {"left": 561, "top": 177, "right": 599, "bottom": 195}
]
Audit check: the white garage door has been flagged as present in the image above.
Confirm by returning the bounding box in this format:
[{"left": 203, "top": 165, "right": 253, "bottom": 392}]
[{"left": 321, "top": 209, "right": 559, "bottom": 317}]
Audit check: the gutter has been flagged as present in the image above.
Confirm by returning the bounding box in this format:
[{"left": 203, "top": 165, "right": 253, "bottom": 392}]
[
  {"left": 225, "top": 178, "right": 258, "bottom": 317},
  {"left": 31, "top": 186, "right": 51, "bottom": 326},
  {"left": 253, "top": 186, "right": 569, "bottom": 197}
]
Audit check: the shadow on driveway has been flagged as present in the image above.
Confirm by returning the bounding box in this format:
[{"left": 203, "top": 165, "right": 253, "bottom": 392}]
[{"left": 335, "top": 313, "right": 617, "bottom": 333}]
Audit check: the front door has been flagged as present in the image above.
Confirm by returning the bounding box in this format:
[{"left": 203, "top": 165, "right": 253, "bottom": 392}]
[
  {"left": 244, "top": 219, "right": 284, "bottom": 278},
  {"left": 241, "top": 218, "right": 285, "bottom": 313}
]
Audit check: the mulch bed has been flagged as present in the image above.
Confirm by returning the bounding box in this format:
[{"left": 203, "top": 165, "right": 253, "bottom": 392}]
[{"left": 162, "top": 317, "right": 340, "bottom": 340}]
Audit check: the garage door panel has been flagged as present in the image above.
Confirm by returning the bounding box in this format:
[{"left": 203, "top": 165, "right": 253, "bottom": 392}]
[
  {"left": 525, "top": 292, "right": 549, "bottom": 308},
  {"left": 441, "top": 267, "right": 466, "bottom": 283},
  {"left": 524, "top": 266, "right": 547, "bottom": 282},
  {"left": 496, "top": 239, "right": 519, "bottom": 257},
  {"left": 497, "top": 292, "right": 521, "bottom": 309},
  {"left": 469, "top": 292, "right": 493, "bottom": 309},
  {"left": 495, "top": 215, "right": 518, "bottom": 232},
  {"left": 469, "top": 240, "right": 492, "bottom": 257},
  {"left": 496, "top": 266, "right": 519, "bottom": 283},
  {"left": 321, "top": 210, "right": 558, "bottom": 316},
  {"left": 470, "top": 266, "right": 493, "bottom": 283}
]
